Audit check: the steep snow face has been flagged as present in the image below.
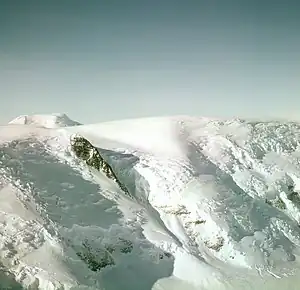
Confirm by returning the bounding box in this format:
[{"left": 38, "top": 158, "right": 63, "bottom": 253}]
[
  {"left": 63, "top": 116, "right": 300, "bottom": 287},
  {"left": 1, "top": 113, "right": 300, "bottom": 289},
  {"left": 8, "top": 113, "right": 81, "bottom": 128}
]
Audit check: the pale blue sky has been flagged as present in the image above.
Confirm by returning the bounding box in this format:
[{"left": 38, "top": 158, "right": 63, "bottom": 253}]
[{"left": 1, "top": 0, "right": 299, "bottom": 124}]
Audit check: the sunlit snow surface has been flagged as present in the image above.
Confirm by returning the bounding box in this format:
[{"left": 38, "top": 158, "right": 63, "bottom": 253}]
[{"left": 1, "top": 114, "right": 300, "bottom": 289}]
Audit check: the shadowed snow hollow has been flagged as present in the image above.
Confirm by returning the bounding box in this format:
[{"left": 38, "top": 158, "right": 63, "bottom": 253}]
[{"left": 1, "top": 113, "right": 300, "bottom": 289}]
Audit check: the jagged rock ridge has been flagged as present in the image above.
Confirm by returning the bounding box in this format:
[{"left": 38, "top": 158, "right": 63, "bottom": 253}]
[{"left": 70, "top": 134, "right": 131, "bottom": 196}]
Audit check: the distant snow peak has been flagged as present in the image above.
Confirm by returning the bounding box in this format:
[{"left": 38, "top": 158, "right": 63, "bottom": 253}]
[{"left": 8, "top": 113, "right": 81, "bottom": 128}]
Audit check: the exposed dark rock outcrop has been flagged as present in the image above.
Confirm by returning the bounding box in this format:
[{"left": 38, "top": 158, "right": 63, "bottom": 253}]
[
  {"left": 73, "top": 237, "right": 135, "bottom": 272},
  {"left": 70, "top": 134, "right": 131, "bottom": 196}
]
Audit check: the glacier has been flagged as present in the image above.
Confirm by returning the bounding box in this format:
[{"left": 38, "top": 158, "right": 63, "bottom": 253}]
[{"left": 1, "top": 113, "right": 300, "bottom": 289}]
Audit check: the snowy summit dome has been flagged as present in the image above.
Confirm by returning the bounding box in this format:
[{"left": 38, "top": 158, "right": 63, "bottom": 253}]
[{"left": 8, "top": 113, "right": 81, "bottom": 128}]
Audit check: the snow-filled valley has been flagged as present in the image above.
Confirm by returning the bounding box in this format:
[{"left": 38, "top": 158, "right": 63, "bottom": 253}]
[{"left": 1, "top": 113, "right": 300, "bottom": 289}]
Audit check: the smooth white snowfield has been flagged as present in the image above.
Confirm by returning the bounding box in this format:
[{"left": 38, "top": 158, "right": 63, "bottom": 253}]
[{"left": 1, "top": 113, "right": 300, "bottom": 289}]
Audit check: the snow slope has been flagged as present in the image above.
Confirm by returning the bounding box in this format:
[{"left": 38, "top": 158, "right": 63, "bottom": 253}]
[
  {"left": 1, "top": 113, "right": 300, "bottom": 289},
  {"left": 8, "top": 113, "right": 81, "bottom": 128}
]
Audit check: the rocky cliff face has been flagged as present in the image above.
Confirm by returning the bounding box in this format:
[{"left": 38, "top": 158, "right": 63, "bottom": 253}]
[{"left": 70, "top": 135, "right": 130, "bottom": 196}]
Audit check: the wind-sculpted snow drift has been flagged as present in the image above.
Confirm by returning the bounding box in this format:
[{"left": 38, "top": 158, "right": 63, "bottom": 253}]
[{"left": 1, "top": 114, "right": 300, "bottom": 289}]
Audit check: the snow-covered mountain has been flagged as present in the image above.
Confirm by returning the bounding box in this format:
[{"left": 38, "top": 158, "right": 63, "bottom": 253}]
[
  {"left": 1, "top": 113, "right": 300, "bottom": 289},
  {"left": 8, "top": 113, "right": 81, "bottom": 128}
]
